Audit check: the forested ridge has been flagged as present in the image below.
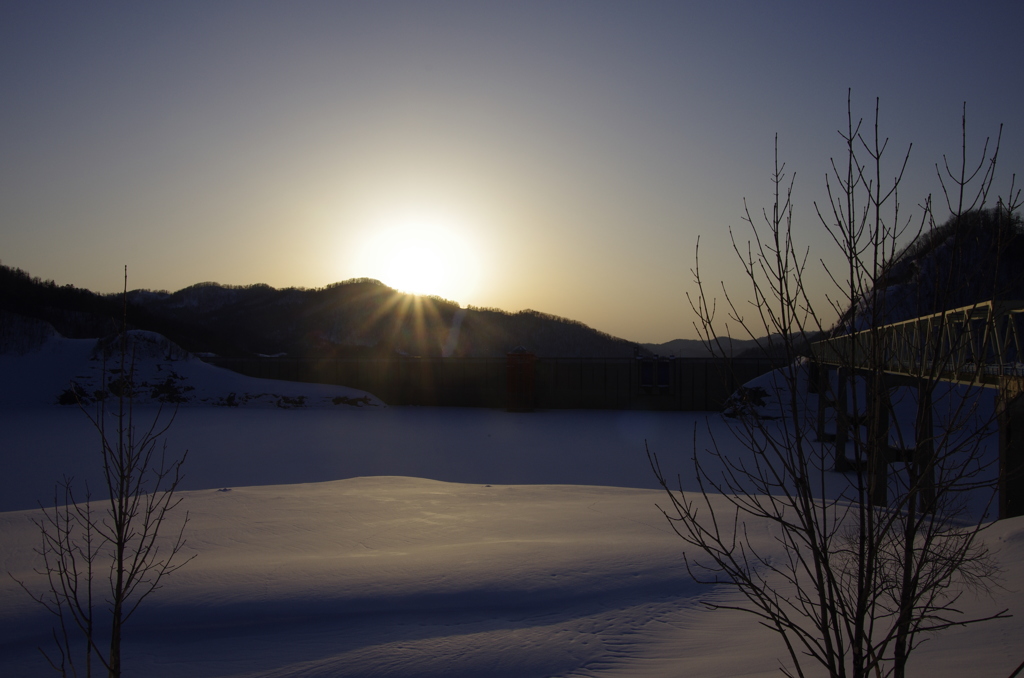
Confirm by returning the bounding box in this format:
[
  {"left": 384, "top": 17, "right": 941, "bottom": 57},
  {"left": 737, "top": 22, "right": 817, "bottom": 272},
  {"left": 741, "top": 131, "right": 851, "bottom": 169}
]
[{"left": 0, "top": 265, "right": 644, "bottom": 358}]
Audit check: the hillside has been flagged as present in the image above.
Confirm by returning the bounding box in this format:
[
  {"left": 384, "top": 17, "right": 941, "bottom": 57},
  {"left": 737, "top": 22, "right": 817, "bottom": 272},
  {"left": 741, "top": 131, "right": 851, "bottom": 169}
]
[
  {"left": 8, "top": 208, "right": 1017, "bottom": 361},
  {"left": 641, "top": 336, "right": 762, "bottom": 358},
  {"left": 671, "top": 207, "right": 1024, "bottom": 359},
  {"left": 0, "top": 266, "right": 646, "bottom": 358},
  {"left": 840, "top": 206, "right": 1024, "bottom": 331}
]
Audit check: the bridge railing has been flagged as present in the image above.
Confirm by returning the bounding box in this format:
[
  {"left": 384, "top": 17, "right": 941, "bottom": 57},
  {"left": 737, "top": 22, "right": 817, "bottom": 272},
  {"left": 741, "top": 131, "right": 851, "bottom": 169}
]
[{"left": 810, "top": 299, "right": 1024, "bottom": 387}]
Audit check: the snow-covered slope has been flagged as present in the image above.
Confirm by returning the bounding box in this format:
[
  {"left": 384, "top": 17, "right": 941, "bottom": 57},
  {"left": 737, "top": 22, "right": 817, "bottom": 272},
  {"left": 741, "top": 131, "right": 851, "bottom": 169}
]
[
  {"left": 1, "top": 476, "right": 1020, "bottom": 678},
  {"left": 0, "top": 320, "right": 383, "bottom": 408}
]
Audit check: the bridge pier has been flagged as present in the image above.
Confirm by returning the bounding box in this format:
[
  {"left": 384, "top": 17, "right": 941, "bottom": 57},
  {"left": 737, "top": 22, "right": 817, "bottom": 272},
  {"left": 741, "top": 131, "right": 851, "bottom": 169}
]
[
  {"left": 866, "top": 372, "right": 889, "bottom": 507},
  {"left": 809, "top": 299, "right": 1024, "bottom": 520},
  {"left": 815, "top": 365, "right": 850, "bottom": 470},
  {"left": 913, "top": 383, "right": 936, "bottom": 509},
  {"left": 812, "top": 365, "right": 943, "bottom": 511},
  {"left": 997, "top": 378, "right": 1024, "bottom": 519}
]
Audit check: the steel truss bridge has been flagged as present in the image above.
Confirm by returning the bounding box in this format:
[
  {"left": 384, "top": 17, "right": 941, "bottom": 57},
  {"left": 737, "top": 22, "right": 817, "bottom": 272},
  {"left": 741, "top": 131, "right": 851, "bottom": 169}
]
[{"left": 810, "top": 300, "right": 1024, "bottom": 519}]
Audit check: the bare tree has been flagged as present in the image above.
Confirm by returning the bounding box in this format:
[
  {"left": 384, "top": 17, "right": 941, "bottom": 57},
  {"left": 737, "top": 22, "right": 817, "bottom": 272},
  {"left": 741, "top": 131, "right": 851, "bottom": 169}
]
[
  {"left": 649, "top": 95, "right": 1019, "bottom": 678},
  {"left": 15, "top": 267, "right": 193, "bottom": 678}
]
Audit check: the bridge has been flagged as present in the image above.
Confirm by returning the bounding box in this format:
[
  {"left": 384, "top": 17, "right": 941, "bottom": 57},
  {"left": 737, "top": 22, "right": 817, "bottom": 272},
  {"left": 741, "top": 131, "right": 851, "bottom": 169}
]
[{"left": 810, "top": 300, "right": 1024, "bottom": 519}]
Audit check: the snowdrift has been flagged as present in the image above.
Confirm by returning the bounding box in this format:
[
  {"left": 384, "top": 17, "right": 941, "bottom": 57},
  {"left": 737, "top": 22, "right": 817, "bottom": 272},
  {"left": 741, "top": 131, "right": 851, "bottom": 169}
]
[{"left": 0, "top": 315, "right": 383, "bottom": 408}]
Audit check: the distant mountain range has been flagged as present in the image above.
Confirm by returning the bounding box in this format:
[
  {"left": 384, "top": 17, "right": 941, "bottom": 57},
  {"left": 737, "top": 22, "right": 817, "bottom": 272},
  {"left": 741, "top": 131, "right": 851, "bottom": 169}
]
[
  {"left": 9, "top": 208, "right": 1015, "bottom": 361},
  {"left": 0, "top": 266, "right": 663, "bottom": 358},
  {"left": 640, "top": 337, "right": 762, "bottom": 358}
]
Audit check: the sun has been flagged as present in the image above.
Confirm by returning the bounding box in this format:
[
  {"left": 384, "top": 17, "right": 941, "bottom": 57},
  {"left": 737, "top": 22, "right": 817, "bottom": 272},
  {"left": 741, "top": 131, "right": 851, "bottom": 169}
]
[
  {"left": 384, "top": 236, "right": 453, "bottom": 297},
  {"left": 353, "top": 212, "right": 481, "bottom": 301}
]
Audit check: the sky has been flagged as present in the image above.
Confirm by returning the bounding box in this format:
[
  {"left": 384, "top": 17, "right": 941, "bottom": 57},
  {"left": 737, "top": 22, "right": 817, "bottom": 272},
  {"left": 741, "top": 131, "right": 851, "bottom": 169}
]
[{"left": 2, "top": 1, "right": 1023, "bottom": 343}]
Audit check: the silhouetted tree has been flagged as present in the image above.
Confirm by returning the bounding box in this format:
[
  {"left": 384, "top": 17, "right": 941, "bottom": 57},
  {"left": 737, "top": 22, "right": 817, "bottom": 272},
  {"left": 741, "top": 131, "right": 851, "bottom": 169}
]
[
  {"left": 15, "top": 268, "right": 193, "bottom": 678},
  {"left": 650, "top": 95, "right": 1018, "bottom": 678}
]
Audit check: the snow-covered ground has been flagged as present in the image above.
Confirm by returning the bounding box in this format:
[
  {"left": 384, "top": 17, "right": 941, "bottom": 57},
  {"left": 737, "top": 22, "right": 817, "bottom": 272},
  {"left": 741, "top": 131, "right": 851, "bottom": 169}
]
[
  {"left": 0, "top": 328, "right": 384, "bottom": 410},
  {"left": 1, "top": 329, "right": 1021, "bottom": 677}
]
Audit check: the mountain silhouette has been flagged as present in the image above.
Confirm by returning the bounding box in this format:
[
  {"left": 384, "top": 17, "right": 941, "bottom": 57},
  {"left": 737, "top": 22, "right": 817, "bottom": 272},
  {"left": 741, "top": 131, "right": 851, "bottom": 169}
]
[{"left": 0, "top": 268, "right": 646, "bottom": 358}]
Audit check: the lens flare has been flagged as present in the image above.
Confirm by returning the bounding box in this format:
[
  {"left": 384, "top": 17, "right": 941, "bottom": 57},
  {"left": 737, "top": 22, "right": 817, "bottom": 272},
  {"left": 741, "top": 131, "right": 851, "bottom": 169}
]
[{"left": 353, "top": 212, "right": 481, "bottom": 301}]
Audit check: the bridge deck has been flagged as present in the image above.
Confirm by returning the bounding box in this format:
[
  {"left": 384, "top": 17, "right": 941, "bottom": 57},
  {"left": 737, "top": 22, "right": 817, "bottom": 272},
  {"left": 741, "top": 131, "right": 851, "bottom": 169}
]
[{"left": 810, "top": 299, "right": 1024, "bottom": 388}]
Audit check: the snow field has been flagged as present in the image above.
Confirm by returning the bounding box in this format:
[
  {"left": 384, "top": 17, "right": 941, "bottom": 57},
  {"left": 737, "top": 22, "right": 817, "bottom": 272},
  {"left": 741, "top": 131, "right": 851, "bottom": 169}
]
[
  {"left": 0, "top": 478, "right": 758, "bottom": 677},
  {"left": 3, "top": 474, "right": 1021, "bottom": 677},
  {"left": 2, "top": 332, "right": 1022, "bottom": 676}
]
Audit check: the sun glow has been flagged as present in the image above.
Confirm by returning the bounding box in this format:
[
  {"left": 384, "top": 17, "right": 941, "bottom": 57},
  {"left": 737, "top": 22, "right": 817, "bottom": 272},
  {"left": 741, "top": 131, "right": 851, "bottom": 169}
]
[{"left": 352, "top": 212, "right": 482, "bottom": 302}]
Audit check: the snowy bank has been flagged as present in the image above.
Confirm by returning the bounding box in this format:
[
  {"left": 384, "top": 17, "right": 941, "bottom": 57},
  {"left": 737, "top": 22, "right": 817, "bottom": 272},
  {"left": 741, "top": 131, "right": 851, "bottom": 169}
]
[{"left": 0, "top": 322, "right": 383, "bottom": 408}]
